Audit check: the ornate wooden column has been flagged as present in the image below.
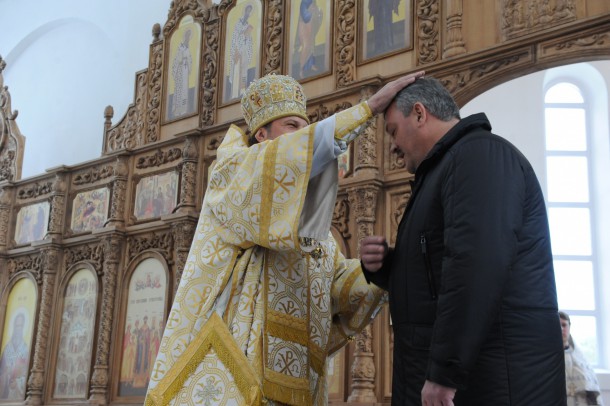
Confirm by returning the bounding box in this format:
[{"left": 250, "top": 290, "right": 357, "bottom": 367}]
[
  {"left": 336, "top": 0, "right": 357, "bottom": 87},
  {"left": 89, "top": 234, "right": 124, "bottom": 403},
  {"left": 172, "top": 133, "right": 199, "bottom": 293},
  {"left": 24, "top": 172, "right": 65, "bottom": 404},
  {"left": 443, "top": 0, "right": 467, "bottom": 58},
  {"left": 263, "top": 0, "right": 284, "bottom": 75},
  {"left": 417, "top": 0, "right": 441, "bottom": 65},
  {"left": 347, "top": 85, "right": 382, "bottom": 402},
  {"left": 45, "top": 171, "right": 67, "bottom": 241},
  {"left": 0, "top": 184, "right": 10, "bottom": 300},
  {"left": 201, "top": 4, "right": 220, "bottom": 127},
  {"left": 0, "top": 185, "right": 12, "bottom": 250},
  {"left": 105, "top": 155, "right": 129, "bottom": 229},
  {"left": 25, "top": 247, "right": 59, "bottom": 405},
  {"left": 171, "top": 220, "right": 196, "bottom": 294},
  {"left": 176, "top": 135, "right": 198, "bottom": 214},
  {"left": 347, "top": 185, "right": 381, "bottom": 403},
  {"left": 355, "top": 87, "right": 379, "bottom": 174},
  {"left": 145, "top": 27, "right": 164, "bottom": 143}
]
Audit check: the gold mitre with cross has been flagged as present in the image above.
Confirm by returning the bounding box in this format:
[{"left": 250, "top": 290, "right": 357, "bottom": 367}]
[{"left": 241, "top": 74, "right": 309, "bottom": 135}]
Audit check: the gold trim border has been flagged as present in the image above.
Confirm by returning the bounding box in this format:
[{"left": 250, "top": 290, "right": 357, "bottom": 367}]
[
  {"left": 264, "top": 368, "right": 311, "bottom": 405},
  {"left": 146, "top": 313, "right": 262, "bottom": 405},
  {"left": 267, "top": 309, "right": 308, "bottom": 346},
  {"left": 260, "top": 140, "right": 279, "bottom": 248}
]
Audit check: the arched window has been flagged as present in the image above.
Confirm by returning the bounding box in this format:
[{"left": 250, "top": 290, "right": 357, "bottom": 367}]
[{"left": 544, "top": 80, "right": 604, "bottom": 366}]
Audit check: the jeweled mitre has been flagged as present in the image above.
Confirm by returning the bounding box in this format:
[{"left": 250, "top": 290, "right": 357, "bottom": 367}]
[{"left": 241, "top": 74, "right": 309, "bottom": 134}]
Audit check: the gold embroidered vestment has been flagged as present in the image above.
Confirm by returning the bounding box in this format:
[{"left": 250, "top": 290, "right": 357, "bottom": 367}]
[{"left": 145, "top": 102, "right": 385, "bottom": 405}]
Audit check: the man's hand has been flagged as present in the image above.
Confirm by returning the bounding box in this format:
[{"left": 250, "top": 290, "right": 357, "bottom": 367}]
[
  {"left": 421, "top": 380, "right": 456, "bottom": 406},
  {"left": 367, "top": 71, "right": 425, "bottom": 115},
  {"left": 360, "top": 236, "right": 388, "bottom": 272}
]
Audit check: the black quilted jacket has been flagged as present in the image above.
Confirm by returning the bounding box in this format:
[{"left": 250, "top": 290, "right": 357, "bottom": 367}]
[{"left": 364, "top": 113, "right": 566, "bottom": 405}]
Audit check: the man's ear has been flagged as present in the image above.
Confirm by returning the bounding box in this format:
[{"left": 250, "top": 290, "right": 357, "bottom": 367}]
[
  {"left": 254, "top": 127, "right": 267, "bottom": 143},
  {"left": 413, "top": 102, "right": 425, "bottom": 122}
]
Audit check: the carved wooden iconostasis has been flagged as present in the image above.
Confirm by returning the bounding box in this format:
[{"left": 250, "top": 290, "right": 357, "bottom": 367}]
[{"left": 0, "top": 0, "right": 609, "bottom": 404}]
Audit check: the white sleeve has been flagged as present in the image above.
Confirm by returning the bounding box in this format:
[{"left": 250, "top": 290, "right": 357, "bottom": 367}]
[{"left": 310, "top": 112, "right": 368, "bottom": 178}]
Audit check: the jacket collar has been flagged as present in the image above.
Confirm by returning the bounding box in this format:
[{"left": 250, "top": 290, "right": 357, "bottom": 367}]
[{"left": 415, "top": 113, "right": 492, "bottom": 177}]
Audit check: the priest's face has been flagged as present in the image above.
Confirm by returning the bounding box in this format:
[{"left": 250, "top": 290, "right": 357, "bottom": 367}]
[{"left": 255, "top": 116, "right": 308, "bottom": 143}]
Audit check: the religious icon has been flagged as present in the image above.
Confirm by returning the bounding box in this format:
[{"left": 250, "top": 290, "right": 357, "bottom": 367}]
[
  {"left": 165, "top": 15, "right": 202, "bottom": 122},
  {"left": 288, "top": 0, "right": 331, "bottom": 81},
  {"left": 359, "top": 0, "right": 412, "bottom": 63},
  {"left": 70, "top": 188, "right": 109, "bottom": 233},
  {"left": 53, "top": 269, "right": 97, "bottom": 399},
  {"left": 14, "top": 201, "right": 49, "bottom": 245},
  {"left": 0, "top": 278, "right": 36, "bottom": 401},
  {"left": 118, "top": 258, "right": 167, "bottom": 397},
  {"left": 134, "top": 172, "right": 178, "bottom": 220},
  {"left": 222, "top": 0, "right": 262, "bottom": 103}
]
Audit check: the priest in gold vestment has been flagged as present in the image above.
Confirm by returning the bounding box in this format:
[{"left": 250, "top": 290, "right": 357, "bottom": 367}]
[{"left": 145, "top": 72, "right": 424, "bottom": 405}]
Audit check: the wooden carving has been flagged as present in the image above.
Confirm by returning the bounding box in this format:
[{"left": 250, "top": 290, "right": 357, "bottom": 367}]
[
  {"left": 332, "top": 196, "right": 351, "bottom": 240},
  {"left": 128, "top": 231, "right": 173, "bottom": 260},
  {"left": 264, "top": 0, "right": 284, "bottom": 74},
  {"left": 17, "top": 182, "right": 52, "bottom": 200},
  {"left": 106, "top": 156, "right": 129, "bottom": 228},
  {"left": 177, "top": 136, "right": 198, "bottom": 212},
  {"left": 0, "top": 186, "right": 12, "bottom": 247},
  {"left": 417, "top": 0, "right": 440, "bottom": 64},
  {"left": 47, "top": 173, "right": 67, "bottom": 238},
  {"left": 136, "top": 148, "right": 182, "bottom": 169},
  {"left": 336, "top": 0, "right": 357, "bottom": 87},
  {"left": 346, "top": 185, "right": 380, "bottom": 402},
  {"left": 7, "top": 254, "right": 43, "bottom": 283},
  {"left": 90, "top": 236, "right": 123, "bottom": 401},
  {"left": 348, "top": 324, "right": 376, "bottom": 402},
  {"left": 200, "top": 6, "right": 222, "bottom": 127},
  {"left": 443, "top": 0, "right": 466, "bottom": 58},
  {"left": 104, "top": 71, "right": 148, "bottom": 153},
  {"left": 0, "top": 149, "right": 16, "bottom": 183},
  {"left": 389, "top": 147, "right": 405, "bottom": 172},
  {"left": 171, "top": 221, "right": 196, "bottom": 289},
  {"left": 355, "top": 86, "right": 377, "bottom": 172},
  {"left": 541, "top": 31, "right": 610, "bottom": 61},
  {"left": 502, "top": 0, "right": 576, "bottom": 40},
  {"left": 73, "top": 165, "right": 114, "bottom": 186},
  {"left": 0, "top": 56, "right": 24, "bottom": 182},
  {"left": 439, "top": 51, "right": 531, "bottom": 100},
  {"left": 145, "top": 41, "right": 164, "bottom": 144},
  {"left": 64, "top": 243, "right": 104, "bottom": 271},
  {"left": 164, "top": 0, "right": 206, "bottom": 37},
  {"left": 25, "top": 248, "right": 58, "bottom": 405},
  {"left": 307, "top": 102, "right": 353, "bottom": 124}
]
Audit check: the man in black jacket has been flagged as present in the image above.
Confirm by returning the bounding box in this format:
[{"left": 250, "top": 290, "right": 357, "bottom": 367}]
[{"left": 361, "top": 77, "right": 566, "bottom": 405}]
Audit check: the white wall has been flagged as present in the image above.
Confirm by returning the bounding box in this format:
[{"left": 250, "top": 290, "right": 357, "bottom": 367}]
[{"left": 0, "top": 0, "right": 169, "bottom": 178}]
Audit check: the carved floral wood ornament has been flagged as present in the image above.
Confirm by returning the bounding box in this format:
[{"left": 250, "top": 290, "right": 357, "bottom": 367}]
[
  {"left": 0, "top": 0, "right": 609, "bottom": 404},
  {"left": 0, "top": 56, "right": 25, "bottom": 183}
]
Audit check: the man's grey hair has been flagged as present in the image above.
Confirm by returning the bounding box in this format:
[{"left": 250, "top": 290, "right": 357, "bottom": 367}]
[{"left": 394, "top": 77, "right": 461, "bottom": 121}]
